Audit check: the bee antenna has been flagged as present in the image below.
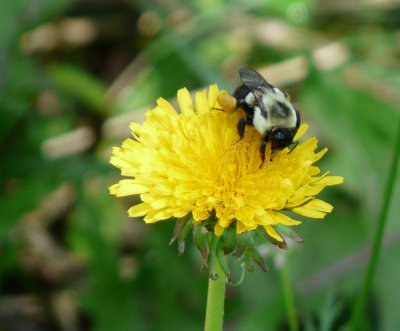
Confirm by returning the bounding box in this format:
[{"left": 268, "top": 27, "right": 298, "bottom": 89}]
[{"left": 288, "top": 141, "right": 299, "bottom": 154}]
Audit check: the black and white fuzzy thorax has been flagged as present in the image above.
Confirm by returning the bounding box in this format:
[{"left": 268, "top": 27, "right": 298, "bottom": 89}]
[{"left": 233, "top": 67, "right": 300, "bottom": 162}]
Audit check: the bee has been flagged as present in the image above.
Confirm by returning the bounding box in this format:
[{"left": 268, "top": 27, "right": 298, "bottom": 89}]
[{"left": 219, "top": 68, "right": 300, "bottom": 162}]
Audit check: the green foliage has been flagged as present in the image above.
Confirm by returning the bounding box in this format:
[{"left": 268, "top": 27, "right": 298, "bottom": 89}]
[
  {"left": 48, "top": 64, "right": 108, "bottom": 114},
  {"left": 71, "top": 181, "right": 140, "bottom": 331},
  {"left": 1, "top": 0, "right": 399, "bottom": 330}
]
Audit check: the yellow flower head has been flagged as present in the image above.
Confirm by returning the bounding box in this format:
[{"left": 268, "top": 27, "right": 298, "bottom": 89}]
[{"left": 110, "top": 85, "right": 343, "bottom": 242}]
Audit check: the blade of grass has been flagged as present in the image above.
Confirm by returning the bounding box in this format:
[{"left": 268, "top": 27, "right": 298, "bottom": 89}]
[
  {"left": 350, "top": 115, "right": 400, "bottom": 330},
  {"left": 282, "top": 260, "right": 299, "bottom": 331}
]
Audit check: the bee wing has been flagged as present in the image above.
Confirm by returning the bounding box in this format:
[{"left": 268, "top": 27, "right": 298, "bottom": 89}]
[
  {"left": 251, "top": 89, "right": 272, "bottom": 114},
  {"left": 238, "top": 67, "right": 274, "bottom": 91},
  {"left": 239, "top": 67, "right": 276, "bottom": 114}
]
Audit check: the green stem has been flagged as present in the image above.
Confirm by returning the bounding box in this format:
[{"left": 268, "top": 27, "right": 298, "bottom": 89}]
[
  {"left": 350, "top": 117, "right": 400, "bottom": 330},
  {"left": 282, "top": 261, "right": 299, "bottom": 331},
  {"left": 204, "top": 258, "right": 226, "bottom": 331}
]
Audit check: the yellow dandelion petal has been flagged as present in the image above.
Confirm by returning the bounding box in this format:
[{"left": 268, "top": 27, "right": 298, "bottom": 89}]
[
  {"left": 207, "top": 84, "right": 220, "bottom": 108},
  {"left": 237, "top": 221, "right": 257, "bottom": 234},
  {"left": 109, "top": 85, "right": 343, "bottom": 238},
  {"left": 286, "top": 184, "right": 326, "bottom": 207},
  {"left": 193, "top": 208, "right": 209, "bottom": 222},
  {"left": 177, "top": 87, "right": 194, "bottom": 115},
  {"left": 293, "top": 207, "right": 324, "bottom": 218},
  {"left": 292, "top": 199, "right": 333, "bottom": 218},
  {"left": 294, "top": 123, "right": 309, "bottom": 141},
  {"left": 297, "top": 136, "right": 318, "bottom": 152},
  {"left": 129, "top": 121, "right": 142, "bottom": 135},
  {"left": 268, "top": 211, "right": 302, "bottom": 226},
  {"left": 156, "top": 97, "right": 177, "bottom": 115},
  {"left": 301, "top": 184, "right": 327, "bottom": 197},
  {"left": 308, "top": 166, "right": 321, "bottom": 176},
  {"left": 128, "top": 203, "right": 152, "bottom": 217},
  {"left": 109, "top": 180, "right": 148, "bottom": 196},
  {"left": 215, "top": 224, "right": 225, "bottom": 236},
  {"left": 195, "top": 89, "right": 210, "bottom": 114},
  {"left": 317, "top": 176, "right": 344, "bottom": 186},
  {"left": 264, "top": 225, "right": 284, "bottom": 242},
  {"left": 144, "top": 209, "right": 173, "bottom": 223},
  {"left": 313, "top": 147, "right": 328, "bottom": 163}
]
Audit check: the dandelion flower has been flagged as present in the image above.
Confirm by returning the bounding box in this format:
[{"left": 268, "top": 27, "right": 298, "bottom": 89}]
[{"left": 109, "top": 85, "right": 343, "bottom": 243}]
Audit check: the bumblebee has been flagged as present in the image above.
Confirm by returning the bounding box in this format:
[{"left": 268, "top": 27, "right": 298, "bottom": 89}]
[{"left": 219, "top": 68, "right": 300, "bottom": 162}]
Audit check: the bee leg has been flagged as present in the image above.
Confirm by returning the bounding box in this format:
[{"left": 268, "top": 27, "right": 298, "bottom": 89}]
[
  {"left": 237, "top": 116, "right": 253, "bottom": 139},
  {"left": 259, "top": 137, "right": 269, "bottom": 165}
]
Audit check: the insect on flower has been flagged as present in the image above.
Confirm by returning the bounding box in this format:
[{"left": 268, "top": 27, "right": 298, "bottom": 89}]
[
  {"left": 219, "top": 68, "right": 301, "bottom": 162},
  {"left": 110, "top": 84, "right": 343, "bottom": 242}
]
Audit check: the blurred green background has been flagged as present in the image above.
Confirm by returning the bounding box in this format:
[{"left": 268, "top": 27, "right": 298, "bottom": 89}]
[{"left": 1, "top": 0, "right": 399, "bottom": 330}]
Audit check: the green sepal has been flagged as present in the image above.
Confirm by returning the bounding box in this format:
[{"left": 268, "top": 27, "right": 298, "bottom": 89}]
[
  {"left": 235, "top": 232, "right": 251, "bottom": 258},
  {"left": 230, "top": 263, "right": 246, "bottom": 287},
  {"left": 217, "top": 245, "right": 232, "bottom": 283},
  {"left": 193, "top": 224, "right": 211, "bottom": 265},
  {"left": 262, "top": 227, "right": 288, "bottom": 250},
  {"left": 246, "top": 244, "right": 269, "bottom": 272},
  {"left": 221, "top": 225, "right": 237, "bottom": 254},
  {"left": 169, "top": 215, "right": 191, "bottom": 245},
  {"left": 242, "top": 252, "right": 255, "bottom": 272},
  {"left": 169, "top": 215, "right": 193, "bottom": 255},
  {"left": 275, "top": 224, "right": 304, "bottom": 243}
]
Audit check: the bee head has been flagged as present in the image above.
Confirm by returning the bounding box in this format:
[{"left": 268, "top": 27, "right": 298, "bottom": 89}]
[{"left": 269, "top": 128, "right": 296, "bottom": 149}]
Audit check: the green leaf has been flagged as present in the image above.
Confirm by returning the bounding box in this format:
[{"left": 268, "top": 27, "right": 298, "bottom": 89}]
[{"left": 48, "top": 64, "right": 109, "bottom": 114}]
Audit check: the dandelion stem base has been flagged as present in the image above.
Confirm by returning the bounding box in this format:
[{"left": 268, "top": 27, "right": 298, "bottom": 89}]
[{"left": 205, "top": 259, "right": 226, "bottom": 331}]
